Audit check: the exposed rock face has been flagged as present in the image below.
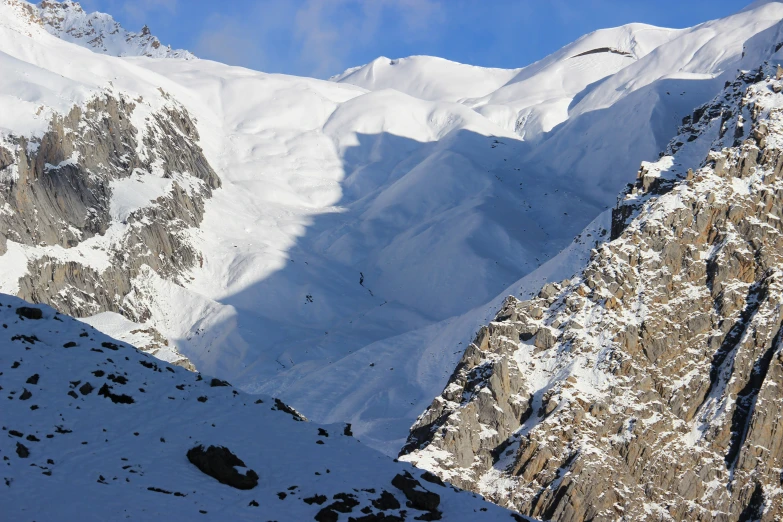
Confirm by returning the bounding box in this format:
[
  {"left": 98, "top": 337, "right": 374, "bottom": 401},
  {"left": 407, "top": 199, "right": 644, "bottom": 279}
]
[
  {"left": 0, "top": 89, "right": 219, "bottom": 368},
  {"left": 401, "top": 65, "right": 783, "bottom": 521}
]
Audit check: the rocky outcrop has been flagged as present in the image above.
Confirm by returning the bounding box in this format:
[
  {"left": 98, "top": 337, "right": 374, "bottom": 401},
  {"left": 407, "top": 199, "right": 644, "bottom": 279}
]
[
  {"left": 186, "top": 445, "right": 260, "bottom": 490},
  {"left": 0, "top": 89, "right": 219, "bottom": 368},
  {"left": 34, "top": 0, "right": 195, "bottom": 59},
  {"left": 401, "top": 65, "right": 783, "bottom": 521}
]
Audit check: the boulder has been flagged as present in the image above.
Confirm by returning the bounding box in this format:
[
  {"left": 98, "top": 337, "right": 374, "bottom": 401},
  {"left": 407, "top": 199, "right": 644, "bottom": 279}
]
[
  {"left": 186, "top": 445, "right": 258, "bottom": 490},
  {"left": 16, "top": 307, "right": 42, "bottom": 320}
]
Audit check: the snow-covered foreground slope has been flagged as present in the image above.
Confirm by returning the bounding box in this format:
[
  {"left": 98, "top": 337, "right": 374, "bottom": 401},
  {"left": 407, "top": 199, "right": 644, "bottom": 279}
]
[
  {"left": 2, "top": 0, "right": 783, "bottom": 459},
  {"left": 0, "top": 295, "right": 521, "bottom": 521}
]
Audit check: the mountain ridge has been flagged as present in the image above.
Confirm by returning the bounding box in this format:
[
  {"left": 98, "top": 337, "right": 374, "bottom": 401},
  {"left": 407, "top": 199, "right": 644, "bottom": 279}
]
[
  {"left": 4, "top": 0, "right": 194, "bottom": 59},
  {"left": 400, "top": 62, "right": 783, "bottom": 521}
]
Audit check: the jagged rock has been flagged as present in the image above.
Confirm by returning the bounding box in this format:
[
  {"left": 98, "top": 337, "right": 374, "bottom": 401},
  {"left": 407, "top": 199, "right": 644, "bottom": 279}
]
[
  {"left": 538, "top": 282, "right": 560, "bottom": 300},
  {"left": 97, "top": 383, "right": 134, "bottom": 404},
  {"left": 372, "top": 490, "right": 401, "bottom": 510},
  {"left": 401, "top": 65, "right": 783, "bottom": 521},
  {"left": 272, "top": 398, "right": 308, "bottom": 421},
  {"left": 15, "top": 442, "right": 29, "bottom": 458},
  {"left": 35, "top": 1, "right": 194, "bottom": 59},
  {"left": 533, "top": 327, "right": 556, "bottom": 351},
  {"left": 186, "top": 445, "right": 259, "bottom": 490}
]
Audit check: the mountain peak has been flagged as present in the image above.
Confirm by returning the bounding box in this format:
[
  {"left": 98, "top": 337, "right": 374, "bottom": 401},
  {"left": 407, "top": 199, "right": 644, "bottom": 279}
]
[{"left": 29, "top": 0, "right": 194, "bottom": 59}]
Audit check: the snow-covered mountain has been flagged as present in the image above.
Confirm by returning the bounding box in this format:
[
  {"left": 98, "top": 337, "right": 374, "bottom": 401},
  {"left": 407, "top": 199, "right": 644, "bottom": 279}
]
[
  {"left": 5, "top": 0, "right": 783, "bottom": 519},
  {"left": 332, "top": 24, "right": 681, "bottom": 140},
  {"left": 25, "top": 0, "right": 194, "bottom": 58},
  {"left": 0, "top": 295, "right": 519, "bottom": 521},
  {"left": 1, "top": 0, "right": 783, "bottom": 466}
]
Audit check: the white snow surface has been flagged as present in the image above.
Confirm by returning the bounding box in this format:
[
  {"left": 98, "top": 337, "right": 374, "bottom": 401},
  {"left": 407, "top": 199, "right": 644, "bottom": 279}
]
[
  {"left": 2, "top": 0, "right": 783, "bottom": 457},
  {"left": 0, "top": 295, "right": 520, "bottom": 521}
]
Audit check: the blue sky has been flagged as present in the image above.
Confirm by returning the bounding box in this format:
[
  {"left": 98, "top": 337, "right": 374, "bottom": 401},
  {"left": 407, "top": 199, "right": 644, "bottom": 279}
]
[{"left": 75, "top": 0, "right": 750, "bottom": 78}]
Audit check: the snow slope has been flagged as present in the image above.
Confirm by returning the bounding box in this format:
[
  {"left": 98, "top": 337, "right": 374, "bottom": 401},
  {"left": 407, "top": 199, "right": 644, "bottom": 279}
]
[
  {"left": 2, "top": 0, "right": 783, "bottom": 459},
  {"left": 0, "top": 295, "right": 521, "bottom": 521}
]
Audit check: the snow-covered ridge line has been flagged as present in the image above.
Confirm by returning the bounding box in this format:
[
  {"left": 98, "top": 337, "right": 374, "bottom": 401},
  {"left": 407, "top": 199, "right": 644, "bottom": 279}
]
[
  {"left": 3, "top": 0, "right": 194, "bottom": 59},
  {"left": 331, "top": 23, "right": 682, "bottom": 137}
]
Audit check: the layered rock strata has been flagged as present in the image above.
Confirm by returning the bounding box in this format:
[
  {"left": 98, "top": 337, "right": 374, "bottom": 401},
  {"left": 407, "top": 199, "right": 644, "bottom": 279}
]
[{"left": 0, "top": 90, "right": 219, "bottom": 368}]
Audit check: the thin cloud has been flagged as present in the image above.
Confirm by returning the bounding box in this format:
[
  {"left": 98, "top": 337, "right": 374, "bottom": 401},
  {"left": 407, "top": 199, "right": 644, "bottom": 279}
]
[
  {"left": 76, "top": 0, "right": 177, "bottom": 29},
  {"left": 297, "top": 0, "right": 445, "bottom": 76},
  {"left": 193, "top": 0, "right": 445, "bottom": 78},
  {"left": 194, "top": 13, "right": 266, "bottom": 69},
  {"left": 123, "top": 0, "right": 177, "bottom": 22},
  {"left": 194, "top": 1, "right": 296, "bottom": 72}
]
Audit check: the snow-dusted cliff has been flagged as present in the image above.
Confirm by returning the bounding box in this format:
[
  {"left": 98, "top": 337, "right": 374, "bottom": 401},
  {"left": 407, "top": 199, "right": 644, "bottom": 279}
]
[{"left": 400, "top": 63, "right": 783, "bottom": 521}]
